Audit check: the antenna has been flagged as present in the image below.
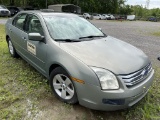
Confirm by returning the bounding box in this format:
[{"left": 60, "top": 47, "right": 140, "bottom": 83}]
[{"left": 146, "top": 0, "right": 150, "bottom": 9}]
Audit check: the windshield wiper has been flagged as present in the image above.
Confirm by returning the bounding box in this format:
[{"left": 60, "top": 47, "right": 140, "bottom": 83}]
[
  {"left": 54, "top": 39, "right": 81, "bottom": 42},
  {"left": 79, "top": 35, "right": 106, "bottom": 39}
]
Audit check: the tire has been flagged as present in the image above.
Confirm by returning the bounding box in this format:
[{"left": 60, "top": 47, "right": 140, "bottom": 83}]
[
  {"left": 7, "top": 37, "right": 19, "bottom": 58},
  {"left": 50, "top": 67, "right": 78, "bottom": 104}
]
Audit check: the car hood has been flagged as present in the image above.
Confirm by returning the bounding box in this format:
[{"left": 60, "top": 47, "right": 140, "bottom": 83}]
[{"left": 59, "top": 36, "right": 150, "bottom": 75}]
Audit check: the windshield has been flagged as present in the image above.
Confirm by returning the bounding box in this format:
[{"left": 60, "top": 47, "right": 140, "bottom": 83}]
[
  {"left": 0, "top": 5, "right": 7, "bottom": 9},
  {"left": 44, "top": 15, "right": 105, "bottom": 40}
]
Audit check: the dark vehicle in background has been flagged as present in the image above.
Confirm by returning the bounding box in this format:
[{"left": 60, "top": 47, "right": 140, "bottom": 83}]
[
  {"left": 0, "top": 5, "right": 11, "bottom": 17},
  {"left": 115, "top": 15, "right": 126, "bottom": 20},
  {"left": 23, "top": 6, "right": 35, "bottom": 10},
  {"left": 7, "top": 6, "right": 23, "bottom": 16},
  {"left": 147, "top": 16, "right": 158, "bottom": 22}
]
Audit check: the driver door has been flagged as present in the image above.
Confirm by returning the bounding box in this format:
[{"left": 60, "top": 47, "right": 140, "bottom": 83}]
[{"left": 23, "top": 14, "right": 47, "bottom": 75}]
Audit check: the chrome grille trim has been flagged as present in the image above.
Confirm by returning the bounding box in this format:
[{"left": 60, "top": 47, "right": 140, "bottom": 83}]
[{"left": 119, "top": 63, "right": 152, "bottom": 87}]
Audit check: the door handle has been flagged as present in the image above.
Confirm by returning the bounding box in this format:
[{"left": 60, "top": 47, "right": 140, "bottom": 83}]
[{"left": 22, "top": 37, "right": 26, "bottom": 40}]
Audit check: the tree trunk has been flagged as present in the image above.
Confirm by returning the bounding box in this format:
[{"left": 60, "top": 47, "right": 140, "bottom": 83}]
[{"left": 10, "top": 0, "right": 14, "bottom": 5}]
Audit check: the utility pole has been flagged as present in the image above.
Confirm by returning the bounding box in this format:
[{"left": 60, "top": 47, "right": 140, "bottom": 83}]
[
  {"left": 23, "top": 0, "right": 25, "bottom": 7},
  {"left": 10, "top": 0, "right": 14, "bottom": 5},
  {"left": 77, "top": 0, "right": 79, "bottom": 6},
  {"left": 46, "top": 0, "right": 48, "bottom": 9},
  {"left": 146, "top": 0, "right": 150, "bottom": 9}
]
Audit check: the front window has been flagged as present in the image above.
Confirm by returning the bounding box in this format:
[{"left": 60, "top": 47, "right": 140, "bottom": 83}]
[
  {"left": 25, "top": 15, "right": 44, "bottom": 35},
  {"left": 44, "top": 15, "right": 105, "bottom": 40}
]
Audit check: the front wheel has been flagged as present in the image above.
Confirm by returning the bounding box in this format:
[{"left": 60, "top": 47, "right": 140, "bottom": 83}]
[{"left": 50, "top": 67, "right": 78, "bottom": 104}]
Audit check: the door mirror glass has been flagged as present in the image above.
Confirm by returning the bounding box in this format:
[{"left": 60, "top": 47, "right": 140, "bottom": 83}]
[{"left": 28, "top": 33, "right": 44, "bottom": 41}]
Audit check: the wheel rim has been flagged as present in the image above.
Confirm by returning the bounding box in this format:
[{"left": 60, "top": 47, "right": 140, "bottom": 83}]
[
  {"left": 8, "top": 40, "right": 14, "bottom": 55},
  {"left": 53, "top": 74, "right": 74, "bottom": 100}
]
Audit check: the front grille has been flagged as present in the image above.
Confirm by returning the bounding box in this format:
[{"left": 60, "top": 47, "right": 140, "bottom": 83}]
[
  {"left": 1, "top": 10, "right": 9, "bottom": 14},
  {"left": 119, "top": 63, "right": 152, "bottom": 88}
]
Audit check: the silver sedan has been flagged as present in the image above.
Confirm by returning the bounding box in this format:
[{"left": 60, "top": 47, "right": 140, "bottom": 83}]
[{"left": 5, "top": 10, "right": 154, "bottom": 111}]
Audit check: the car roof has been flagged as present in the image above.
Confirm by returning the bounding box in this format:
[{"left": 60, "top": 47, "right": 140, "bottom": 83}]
[{"left": 19, "top": 10, "right": 79, "bottom": 17}]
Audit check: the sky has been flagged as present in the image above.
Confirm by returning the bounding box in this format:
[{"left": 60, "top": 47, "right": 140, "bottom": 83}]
[{"left": 125, "top": 0, "right": 160, "bottom": 9}]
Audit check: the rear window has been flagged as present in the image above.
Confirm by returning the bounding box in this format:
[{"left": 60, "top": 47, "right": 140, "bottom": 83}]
[{"left": 12, "top": 13, "right": 27, "bottom": 30}]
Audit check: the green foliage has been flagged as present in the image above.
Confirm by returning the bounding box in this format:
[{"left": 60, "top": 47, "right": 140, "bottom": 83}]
[
  {"left": 119, "top": 4, "right": 133, "bottom": 15},
  {"left": 152, "top": 31, "right": 160, "bottom": 36},
  {"left": 0, "top": 0, "right": 126, "bottom": 14},
  {"left": 131, "top": 5, "right": 160, "bottom": 19},
  {"left": 131, "top": 5, "right": 144, "bottom": 17},
  {"left": 0, "top": 0, "right": 160, "bottom": 17}
]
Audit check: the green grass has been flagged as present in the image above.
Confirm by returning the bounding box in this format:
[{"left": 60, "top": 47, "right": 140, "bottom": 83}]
[
  {"left": 0, "top": 17, "right": 9, "bottom": 19},
  {"left": 0, "top": 24, "right": 5, "bottom": 41},
  {"left": 152, "top": 31, "right": 160, "bottom": 36},
  {"left": 0, "top": 24, "right": 160, "bottom": 120},
  {"left": 122, "top": 67, "right": 160, "bottom": 120},
  {"left": 0, "top": 24, "right": 51, "bottom": 119}
]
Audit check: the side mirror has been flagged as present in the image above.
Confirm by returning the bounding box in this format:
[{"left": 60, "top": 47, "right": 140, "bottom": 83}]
[{"left": 28, "top": 33, "right": 44, "bottom": 41}]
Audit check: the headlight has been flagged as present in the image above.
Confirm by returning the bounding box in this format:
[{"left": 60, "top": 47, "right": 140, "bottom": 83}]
[{"left": 91, "top": 67, "right": 119, "bottom": 90}]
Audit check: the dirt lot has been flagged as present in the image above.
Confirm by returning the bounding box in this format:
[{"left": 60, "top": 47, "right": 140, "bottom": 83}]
[{"left": 0, "top": 20, "right": 160, "bottom": 120}]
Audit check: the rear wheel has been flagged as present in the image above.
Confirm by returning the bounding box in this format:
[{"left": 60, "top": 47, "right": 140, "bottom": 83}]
[
  {"left": 7, "top": 37, "right": 19, "bottom": 58},
  {"left": 50, "top": 67, "right": 78, "bottom": 104}
]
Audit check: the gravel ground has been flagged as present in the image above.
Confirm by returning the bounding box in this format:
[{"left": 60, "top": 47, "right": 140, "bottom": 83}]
[
  {"left": 1, "top": 19, "right": 160, "bottom": 67},
  {"left": 91, "top": 20, "right": 160, "bottom": 67},
  {"left": 0, "top": 18, "right": 7, "bottom": 24}
]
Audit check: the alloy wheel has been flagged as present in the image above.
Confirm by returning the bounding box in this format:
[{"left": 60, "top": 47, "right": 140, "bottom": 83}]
[{"left": 53, "top": 74, "right": 74, "bottom": 100}]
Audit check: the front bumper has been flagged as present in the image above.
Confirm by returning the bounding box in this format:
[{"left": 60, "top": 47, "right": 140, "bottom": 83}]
[
  {"left": 77, "top": 69, "right": 154, "bottom": 111},
  {"left": 0, "top": 11, "right": 10, "bottom": 17}
]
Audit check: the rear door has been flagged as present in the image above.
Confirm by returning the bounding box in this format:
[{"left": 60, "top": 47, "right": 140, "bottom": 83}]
[{"left": 10, "top": 13, "right": 27, "bottom": 56}]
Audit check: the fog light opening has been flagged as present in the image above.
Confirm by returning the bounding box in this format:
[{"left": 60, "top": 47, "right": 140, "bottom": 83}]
[{"left": 102, "top": 99, "right": 125, "bottom": 105}]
